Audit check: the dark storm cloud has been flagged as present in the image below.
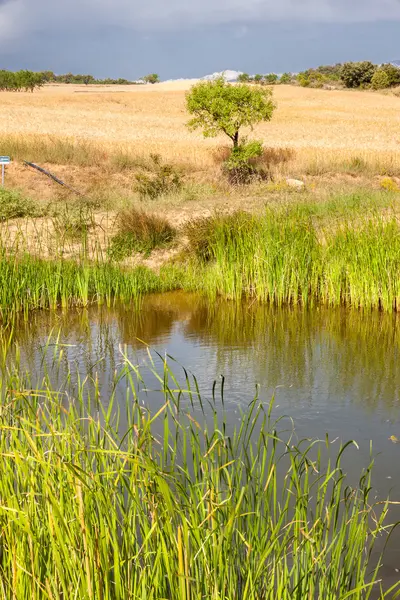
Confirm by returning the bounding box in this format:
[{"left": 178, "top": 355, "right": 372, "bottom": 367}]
[
  {"left": 1, "top": 0, "right": 399, "bottom": 79},
  {"left": 1, "top": 0, "right": 400, "bottom": 41}
]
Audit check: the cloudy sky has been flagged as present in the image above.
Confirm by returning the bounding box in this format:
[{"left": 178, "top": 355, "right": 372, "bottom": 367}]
[{"left": 0, "top": 0, "right": 400, "bottom": 79}]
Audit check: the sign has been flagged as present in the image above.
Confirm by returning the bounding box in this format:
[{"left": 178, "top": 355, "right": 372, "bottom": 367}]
[{"left": 0, "top": 156, "right": 10, "bottom": 186}]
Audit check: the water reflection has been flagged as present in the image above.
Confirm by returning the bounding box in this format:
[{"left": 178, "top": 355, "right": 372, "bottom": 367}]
[{"left": 7, "top": 293, "right": 400, "bottom": 416}]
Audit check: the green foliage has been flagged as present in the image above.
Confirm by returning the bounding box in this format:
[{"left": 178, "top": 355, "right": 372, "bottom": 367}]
[
  {"left": 135, "top": 154, "right": 183, "bottom": 199},
  {"left": 108, "top": 208, "right": 176, "bottom": 259},
  {"left": 186, "top": 77, "right": 275, "bottom": 148},
  {"left": 264, "top": 73, "right": 278, "bottom": 84},
  {"left": 0, "top": 69, "right": 44, "bottom": 92},
  {"left": 314, "top": 63, "right": 342, "bottom": 79},
  {"left": 279, "top": 72, "right": 292, "bottom": 84},
  {"left": 237, "top": 72, "right": 251, "bottom": 82},
  {"left": 33, "top": 71, "right": 138, "bottom": 85},
  {"left": 0, "top": 188, "right": 38, "bottom": 221},
  {"left": 143, "top": 73, "right": 160, "bottom": 84},
  {"left": 379, "top": 63, "right": 400, "bottom": 87},
  {"left": 297, "top": 70, "right": 327, "bottom": 88},
  {"left": 340, "top": 61, "right": 376, "bottom": 88},
  {"left": 371, "top": 69, "right": 391, "bottom": 90},
  {"left": 253, "top": 73, "right": 263, "bottom": 83},
  {"left": 223, "top": 140, "right": 266, "bottom": 184},
  {"left": 297, "top": 72, "right": 311, "bottom": 87}
]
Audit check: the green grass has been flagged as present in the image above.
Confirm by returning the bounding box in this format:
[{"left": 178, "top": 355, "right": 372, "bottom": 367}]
[
  {"left": 0, "top": 351, "right": 397, "bottom": 599},
  {"left": 2, "top": 194, "right": 400, "bottom": 320},
  {"left": 183, "top": 206, "right": 400, "bottom": 311},
  {"left": 0, "top": 252, "right": 181, "bottom": 322}
]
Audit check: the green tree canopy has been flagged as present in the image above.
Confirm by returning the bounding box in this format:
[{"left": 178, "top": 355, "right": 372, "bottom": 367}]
[
  {"left": 186, "top": 77, "right": 275, "bottom": 148},
  {"left": 279, "top": 73, "right": 292, "bottom": 84},
  {"left": 340, "top": 61, "right": 376, "bottom": 88},
  {"left": 264, "top": 73, "right": 278, "bottom": 84},
  {"left": 143, "top": 74, "right": 160, "bottom": 84},
  {"left": 371, "top": 69, "right": 391, "bottom": 90}
]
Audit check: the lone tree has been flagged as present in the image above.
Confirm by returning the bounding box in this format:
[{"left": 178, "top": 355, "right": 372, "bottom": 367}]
[
  {"left": 143, "top": 73, "right": 160, "bottom": 84},
  {"left": 186, "top": 77, "right": 275, "bottom": 149}
]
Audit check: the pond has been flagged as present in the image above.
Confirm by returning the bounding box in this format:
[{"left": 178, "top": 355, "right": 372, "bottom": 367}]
[{"left": 6, "top": 292, "right": 400, "bottom": 587}]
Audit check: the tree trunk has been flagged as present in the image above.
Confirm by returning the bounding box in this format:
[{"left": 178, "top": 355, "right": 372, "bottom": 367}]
[{"left": 233, "top": 131, "right": 239, "bottom": 148}]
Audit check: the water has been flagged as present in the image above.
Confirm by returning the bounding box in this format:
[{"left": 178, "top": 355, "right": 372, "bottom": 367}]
[{"left": 5, "top": 292, "right": 400, "bottom": 585}]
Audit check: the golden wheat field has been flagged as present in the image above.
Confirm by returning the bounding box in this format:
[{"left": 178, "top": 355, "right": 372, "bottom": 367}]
[{"left": 1, "top": 82, "right": 400, "bottom": 173}]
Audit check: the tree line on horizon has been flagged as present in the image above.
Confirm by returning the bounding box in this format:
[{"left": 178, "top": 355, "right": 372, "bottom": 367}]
[
  {"left": 0, "top": 70, "right": 160, "bottom": 91},
  {"left": 241, "top": 61, "right": 400, "bottom": 90}
]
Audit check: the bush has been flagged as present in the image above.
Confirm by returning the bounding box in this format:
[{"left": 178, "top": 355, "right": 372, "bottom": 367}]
[
  {"left": 223, "top": 140, "right": 267, "bottom": 185},
  {"left": 135, "top": 154, "right": 183, "bottom": 200},
  {"left": 371, "top": 69, "right": 391, "bottom": 90},
  {"left": 279, "top": 73, "right": 292, "bottom": 84},
  {"left": 379, "top": 64, "right": 400, "bottom": 87},
  {"left": 340, "top": 61, "right": 376, "bottom": 88},
  {"left": 264, "top": 74, "right": 278, "bottom": 85},
  {"left": 0, "top": 188, "right": 38, "bottom": 221},
  {"left": 108, "top": 208, "right": 176, "bottom": 260}
]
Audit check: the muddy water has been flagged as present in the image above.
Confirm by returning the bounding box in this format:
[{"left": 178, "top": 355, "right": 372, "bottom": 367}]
[{"left": 6, "top": 292, "right": 400, "bottom": 585}]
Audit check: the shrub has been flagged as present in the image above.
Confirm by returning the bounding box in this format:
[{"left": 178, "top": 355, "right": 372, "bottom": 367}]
[
  {"left": 297, "top": 72, "right": 310, "bottom": 87},
  {"left": 264, "top": 73, "right": 278, "bottom": 85},
  {"left": 279, "top": 73, "right": 292, "bottom": 84},
  {"left": 379, "top": 63, "right": 400, "bottom": 87},
  {"left": 135, "top": 154, "right": 183, "bottom": 200},
  {"left": 0, "top": 188, "right": 38, "bottom": 221},
  {"left": 223, "top": 140, "right": 267, "bottom": 185},
  {"left": 340, "top": 61, "right": 376, "bottom": 88},
  {"left": 371, "top": 69, "right": 391, "bottom": 90},
  {"left": 108, "top": 208, "right": 176, "bottom": 260}
]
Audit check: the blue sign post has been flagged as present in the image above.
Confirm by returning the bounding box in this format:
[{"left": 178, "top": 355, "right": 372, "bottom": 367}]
[{"left": 0, "top": 156, "right": 11, "bottom": 187}]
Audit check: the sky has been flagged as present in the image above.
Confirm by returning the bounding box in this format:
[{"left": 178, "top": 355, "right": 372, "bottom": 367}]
[{"left": 0, "top": 0, "right": 400, "bottom": 79}]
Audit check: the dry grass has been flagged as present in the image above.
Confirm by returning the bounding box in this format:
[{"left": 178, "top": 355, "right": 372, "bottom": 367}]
[{"left": 1, "top": 83, "right": 400, "bottom": 174}]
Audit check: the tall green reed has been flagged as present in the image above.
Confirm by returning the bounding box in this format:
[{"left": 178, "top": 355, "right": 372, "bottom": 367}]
[
  {"left": 0, "top": 351, "right": 398, "bottom": 599},
  {"left": 185, "top": 209, "right": 400, "bottom": 311},
  {"left": 3, "top": 204, "right": 400, "bottom": 321}
]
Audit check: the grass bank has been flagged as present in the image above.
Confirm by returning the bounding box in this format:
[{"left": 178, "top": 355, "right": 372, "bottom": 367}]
[
  {"left": 3, "top": 199, "right": 400, "bottom": 319},
  {"left": 0, "top": 353, "right": 397, "bottom": 599}
]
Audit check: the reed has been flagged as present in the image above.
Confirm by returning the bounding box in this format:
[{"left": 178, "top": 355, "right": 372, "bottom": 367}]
[
  {"left": 0, "top": 251, "right": 181, "bottom": 322},
  {"left": 184, "top": 209, "right": 400, "bottom": 311},
  {"left": 0, "top": 350, "right": 397, "bottom": 599},
  {"left": 3, "top": 200, "right": 400, "bottom": 321}
]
